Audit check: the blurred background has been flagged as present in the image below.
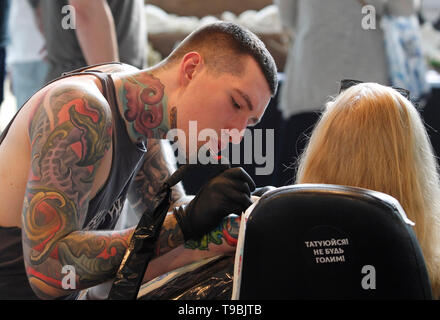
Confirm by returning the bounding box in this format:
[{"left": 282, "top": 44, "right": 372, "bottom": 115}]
[{"left": 1, "top": 0, "right": 440, "bottom": 193}]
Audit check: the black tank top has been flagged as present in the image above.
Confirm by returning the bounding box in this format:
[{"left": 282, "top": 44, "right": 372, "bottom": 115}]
[{"left": 0, "top": 63, "right": 147, "bottom": 299}]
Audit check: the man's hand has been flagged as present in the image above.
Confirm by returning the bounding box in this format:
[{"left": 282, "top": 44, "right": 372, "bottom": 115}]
[{"left": 173, "top": 167, "right": 256, "bottom": 241}]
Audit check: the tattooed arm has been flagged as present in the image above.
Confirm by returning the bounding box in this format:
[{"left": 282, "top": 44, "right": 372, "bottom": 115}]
[
  {"left": 78, "top": 213, "right": 241, "bottom": 298},
  {"left": 143, "top": 214, "right": 241, "bottom": 283},
  {"left": 22, "top": 84, "right": 135, "bottom": 299}
]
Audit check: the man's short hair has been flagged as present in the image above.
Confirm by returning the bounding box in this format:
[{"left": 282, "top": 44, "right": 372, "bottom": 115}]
[{"left": 165, "top": 21, "right": 278, "bottom": 97}]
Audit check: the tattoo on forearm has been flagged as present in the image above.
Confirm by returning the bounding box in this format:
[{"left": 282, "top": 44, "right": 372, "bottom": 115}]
[
  {"left": 56, "top": 229, "right": 132, "bottom": 286},
  {"left": 154, "top": 214, "right": 185, "bottom": 257},
  {"left": 154, "top": 215, "right": 241, "bottom": 256},
  {"left": 184, "top": 215, "right": 241, "bottom": 250},
  {"left": 25, "top": 229, "right": 133, "bottom": 299}
]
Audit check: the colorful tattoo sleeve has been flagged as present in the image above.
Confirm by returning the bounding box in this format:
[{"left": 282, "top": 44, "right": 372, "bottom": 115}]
[{"left": 22, "top": 85, "right": 134, "bottom": 299}]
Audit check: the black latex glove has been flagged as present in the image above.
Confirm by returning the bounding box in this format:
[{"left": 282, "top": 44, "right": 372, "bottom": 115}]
[
  {"left": 252, "top": 186, "right": 276, "bottom": 197},
  {"left": 173, "top": 167, "right": 256, "bottom": 241}
]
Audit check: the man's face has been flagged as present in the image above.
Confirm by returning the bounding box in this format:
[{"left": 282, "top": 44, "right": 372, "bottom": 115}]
[{"left": 175, "top": 55, "right": 272, "bottom": 160}]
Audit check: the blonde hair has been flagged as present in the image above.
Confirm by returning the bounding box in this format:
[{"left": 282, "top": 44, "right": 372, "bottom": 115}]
[{"left": 296, "top": 83, "right": 440, "bottom": 298}]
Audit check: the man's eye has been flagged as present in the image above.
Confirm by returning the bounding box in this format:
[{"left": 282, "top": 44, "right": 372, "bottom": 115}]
[{"left": 231, "top": 98, "right": 241, "bottom": 110}]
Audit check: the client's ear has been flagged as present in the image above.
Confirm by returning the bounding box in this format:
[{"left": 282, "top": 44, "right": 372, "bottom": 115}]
[{"left": 179, "top": 52, "right": 203, "bottom": 86}]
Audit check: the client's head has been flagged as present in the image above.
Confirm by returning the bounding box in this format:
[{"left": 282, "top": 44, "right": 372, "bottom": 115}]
[
  {"left": 296, "top": 82, "right": 440, "bottom": 297},
  {"left": 296, "top": 82, "right": 440, "bottom": 247}
]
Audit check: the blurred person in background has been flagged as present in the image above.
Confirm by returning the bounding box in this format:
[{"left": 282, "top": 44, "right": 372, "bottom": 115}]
[
  {"left": 33, "top": 0, "right": 146, "bottom": 82},
  {"left": 274, "top": 0, "right": 420, "bottom": 182},
  {"left": 7, "top": 0, "right": 48, "bottom": 110},
  {"left": 296, "top": 81, "right": 440, "bottom": 299},
  {"left": 0, "top": 0, "right": 11, "bottom": 111}
]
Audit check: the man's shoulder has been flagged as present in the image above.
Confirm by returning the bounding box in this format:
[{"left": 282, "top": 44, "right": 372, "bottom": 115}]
[{"left": 27, "top": 78, "right": 114, "bottom": 135}]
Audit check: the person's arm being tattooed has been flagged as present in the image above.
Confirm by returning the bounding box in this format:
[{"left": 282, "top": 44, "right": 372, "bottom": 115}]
[
  {"left": 22, "top": 84, "right": 135, "bottom": 299},
  {"left": 143, "top": 214, "right": 241, "bottom": 283}
]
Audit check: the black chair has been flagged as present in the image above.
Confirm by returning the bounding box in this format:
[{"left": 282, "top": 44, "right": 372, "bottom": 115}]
[{"left": 235, "top": 184, "right": 433, "bottom": 300}]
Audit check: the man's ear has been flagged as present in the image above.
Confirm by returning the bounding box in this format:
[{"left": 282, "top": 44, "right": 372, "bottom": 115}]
[{"left": 179, "top": 52, "right": 203, "bottom": 86}]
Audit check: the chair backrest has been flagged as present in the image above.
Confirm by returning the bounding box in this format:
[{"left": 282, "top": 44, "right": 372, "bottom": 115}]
[{"left": 235, "top": 184, "right": 433, "bottom": 300}]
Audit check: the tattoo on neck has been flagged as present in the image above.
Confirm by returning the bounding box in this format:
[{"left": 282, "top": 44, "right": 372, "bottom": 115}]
[
  {"left": 169, "top": 106, "right": 177, "bottom": 130},
  {"left": 120, "top": 73, "right": 172, "bottom": 140}
]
